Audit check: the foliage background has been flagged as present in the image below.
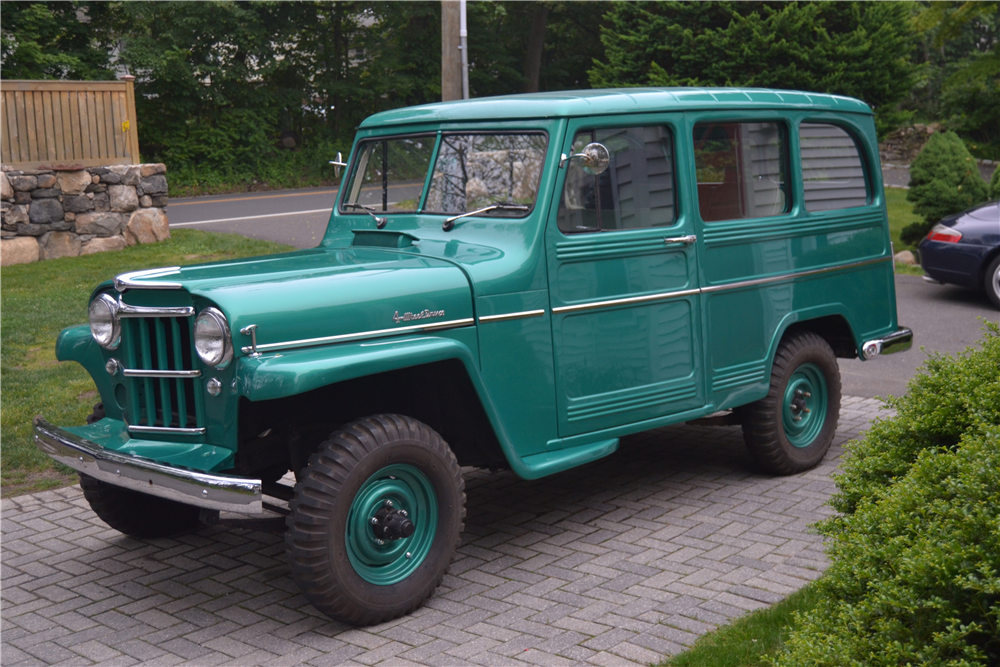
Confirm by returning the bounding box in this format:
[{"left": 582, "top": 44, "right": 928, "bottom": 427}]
[{"left": 2, "top": 1, "right": 997, "bottom": 192}]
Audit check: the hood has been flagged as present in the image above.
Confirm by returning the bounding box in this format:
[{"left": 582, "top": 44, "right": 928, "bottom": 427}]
[{"left": 117, "top": 247, "right": 474, "bottom": 355}]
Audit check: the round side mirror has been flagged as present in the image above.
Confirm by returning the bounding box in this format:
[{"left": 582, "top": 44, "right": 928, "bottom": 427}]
[
  {"left": 560, "top": 142, "right": 610, "bottom": 175},
  {"left": 579, "top": 142, "right": 610, "bottom": 175}
]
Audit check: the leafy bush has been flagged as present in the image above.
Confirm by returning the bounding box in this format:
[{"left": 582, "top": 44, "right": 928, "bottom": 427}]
[
  {"left": 771, "top": 323, "right": 1000, "bottom": 666},
  {"left": 990, "top": 166, "right": 1000, "bottom": 200},
  {"left": 902, "top": 131, "right": 990, "bottom": 245}
]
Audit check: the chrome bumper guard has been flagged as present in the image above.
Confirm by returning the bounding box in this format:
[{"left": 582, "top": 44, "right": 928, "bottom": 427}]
[
  {"left": 33, "top": 417, "right": 262, "bottom": 514},
  {"left": 861, "top": 327, "right": 913, "bottom": 360}
]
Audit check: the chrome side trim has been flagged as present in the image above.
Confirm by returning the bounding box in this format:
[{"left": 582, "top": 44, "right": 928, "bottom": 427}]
[
  {"left": 128, "top": 424, "right": 207, "bottom": 435},
  {"left": 114, "top": 267, "right": 184, "bottom": 292},
  {"left": 122, "top": 369, "right": 202, "bottom": 378},
  {"left": 550, "top": 257, "right": 891, "bottom": 316},
  {"left": 33, "top": 417, "right": 259, "bottom": 513},
  {"left": 701, "top": 257, "right": 890, "bottom": 294},
  {"left": 552, "top": 289, "right": 700, "bottom": 315},
  {"left": 479, "top": 309, "right": 546, "bottom": 323},
  {"left": 117, "top": 299, "right": 194, "bottom": 318},
  {"left": 861, "top": 327, "right": 913, "bottom": 360},
  {"left": 242, "top": 317, "right": 476, "bottom": 354}
]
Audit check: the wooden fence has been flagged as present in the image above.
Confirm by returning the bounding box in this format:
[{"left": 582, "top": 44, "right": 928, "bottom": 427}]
[{"left": 1, "top": 78, "right": 140, "bottom": 170}]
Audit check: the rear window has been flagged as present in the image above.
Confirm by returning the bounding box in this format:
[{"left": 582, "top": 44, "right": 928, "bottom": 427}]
[{"left": 800, "top": 123, "right": 868, "bottom": 212}]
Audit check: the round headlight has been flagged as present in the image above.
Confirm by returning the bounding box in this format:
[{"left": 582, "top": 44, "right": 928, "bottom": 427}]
[
  {"left": 89, "top": 294, "right": 120, "bottom": 349},
  {"left": 194, "top": 307, "right": 233, "bottom": 368}
]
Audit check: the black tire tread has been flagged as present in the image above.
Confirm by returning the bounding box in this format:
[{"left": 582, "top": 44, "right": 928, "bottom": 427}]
[
  {"left": 741, "top": 331, "right": 841, "bottom": 475},
  {"left": 79, "top": 474, "right": 201, "bottom": 538},
  {"left": 285, "top": 414, "right": 465, "bottom": 626}
]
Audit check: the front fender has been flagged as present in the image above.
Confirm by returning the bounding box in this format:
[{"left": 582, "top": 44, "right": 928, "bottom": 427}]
[
  {"left": 56, "top": 324, "right": 121, "bottom": 419},
  {"left": 235, "top": 336, "right": 548, "bottom": 480},
  {"left": 236, "top": 336, "right": 484, "bottom": 401}
]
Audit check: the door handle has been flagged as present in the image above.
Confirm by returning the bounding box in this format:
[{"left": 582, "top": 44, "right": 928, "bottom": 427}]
[{"left": 663, "top": 235, "right": 697, "bottom": 246}]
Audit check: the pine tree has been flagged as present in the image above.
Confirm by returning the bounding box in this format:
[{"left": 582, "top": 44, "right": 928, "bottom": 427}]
[{"left": 902, "top": 130, "right": 990, "bottom": 245}]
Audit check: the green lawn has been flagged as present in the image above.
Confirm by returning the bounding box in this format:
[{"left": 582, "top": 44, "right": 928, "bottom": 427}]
[
  {"left": 0, "top": 230, "right": 292, "bottom": 497},
  {"left": 660, "top": 585, "right": 820, "bottom": 666},
  {"left": 885, "top": 187, "right": 926, "bottom": 276}
]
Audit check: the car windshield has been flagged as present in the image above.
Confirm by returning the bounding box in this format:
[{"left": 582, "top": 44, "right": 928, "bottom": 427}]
[{"left": 342, "top": 132, "right": 548, "bottom": 218}]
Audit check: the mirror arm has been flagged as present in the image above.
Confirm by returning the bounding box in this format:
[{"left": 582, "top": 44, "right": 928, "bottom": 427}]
[{"left": 559, "top": 152, "right": 590, "bottom": 168}]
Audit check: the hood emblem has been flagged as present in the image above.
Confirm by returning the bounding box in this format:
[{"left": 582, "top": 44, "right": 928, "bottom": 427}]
[{"left": 393, "top": 309, "right": 445, "bottom": 324}]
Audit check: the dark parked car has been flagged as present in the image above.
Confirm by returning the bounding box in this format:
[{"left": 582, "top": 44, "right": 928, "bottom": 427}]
[{"left": 919, "top": 200, "right": 1000, "bottom": 309}]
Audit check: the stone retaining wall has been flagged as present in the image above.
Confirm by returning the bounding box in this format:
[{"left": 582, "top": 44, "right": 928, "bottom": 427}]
[{"left": 0, "top": 164, "right": 169, "bottom": 267}]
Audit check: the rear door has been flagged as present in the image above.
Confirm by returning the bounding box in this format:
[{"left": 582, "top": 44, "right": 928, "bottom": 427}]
[{"left": 545, "top": 117, "right": 705, "bottom": 438}]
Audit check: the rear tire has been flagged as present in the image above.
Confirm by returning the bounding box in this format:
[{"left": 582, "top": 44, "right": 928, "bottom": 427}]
[
  {"left": 985, "top": 255, "right": 1000, "bottom": 309},
  {"left": 741, "top": 331, "right": 841, "bottom": 475},
  {"left": 79, "top": 474, "right": 201, "bottom": 537},
  {"left": 285, "top": 414, "right": 465, "bottom": 626}
]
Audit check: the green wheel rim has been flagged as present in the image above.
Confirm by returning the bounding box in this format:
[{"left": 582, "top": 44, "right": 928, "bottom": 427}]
[
  {"left": 345, "top": 463, "right": 437, "bottom": 585},
  {"left": 781, "top": 363, "right": 828, "bottom": 448}
]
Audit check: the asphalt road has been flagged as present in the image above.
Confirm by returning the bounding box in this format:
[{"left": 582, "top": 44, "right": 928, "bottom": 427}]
[{"left": 167, "top": 187, "right": 1000, "bottom": 399}]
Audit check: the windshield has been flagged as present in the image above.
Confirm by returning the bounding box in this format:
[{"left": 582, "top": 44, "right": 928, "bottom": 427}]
[
  {"left": 341, "top": 132, "right": 548, "bottom": 218},
  {"left": 343, "top": 135, "right": 434, "bottom": 213}
]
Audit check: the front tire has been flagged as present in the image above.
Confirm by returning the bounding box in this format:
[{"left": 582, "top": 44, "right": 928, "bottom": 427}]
[
  {"left": 741, "top": 331, "right": 841, "bottom": 475},
  {"left": 985, "top": 255, "right": 1000, "bottom": 309},
  {"left": 285, "top": 414, "right": 465, "bottom": 626},
  {"left": 79, "top": 474, "right": 201, "bottom": 537}
]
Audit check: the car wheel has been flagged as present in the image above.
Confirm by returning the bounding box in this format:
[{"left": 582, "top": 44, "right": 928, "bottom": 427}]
[
  {"left": 79, "top": 474, "right": 201, "bottom": 537},
  {"left": 741, "top": 331, "right": 841, "bottom": 475},
  {"left": 285, "top": 414, "right": 465, "bottom": 626},
  {"left": 985, "top": 255, "right": 1000, "bottom": 309}
]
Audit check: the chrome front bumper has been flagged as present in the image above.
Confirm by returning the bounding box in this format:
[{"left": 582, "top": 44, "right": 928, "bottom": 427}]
[
  {"left": 33, "top": 417, "right": 262, "bottom": 514},
  {"left": 861, "top": 326, "right": 914, "bottom": 360}
]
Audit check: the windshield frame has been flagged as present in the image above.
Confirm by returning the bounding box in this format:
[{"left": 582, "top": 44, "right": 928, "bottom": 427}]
[{"left": 338, "top": 129, "right": 550, "bottom": 222}]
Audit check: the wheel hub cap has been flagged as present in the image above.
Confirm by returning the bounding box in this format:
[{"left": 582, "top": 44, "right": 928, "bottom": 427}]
[
  {"left": 345, "top": 464, "right": 437, "bottom": 585},
  {"left": 782, "top": 363, "right": 828, "bottom": 448}
]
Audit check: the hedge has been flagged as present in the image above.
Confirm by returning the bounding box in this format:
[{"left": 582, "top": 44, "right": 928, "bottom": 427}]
[{"left": 771, "top": 322, "right": 1000, "bottom": 666}]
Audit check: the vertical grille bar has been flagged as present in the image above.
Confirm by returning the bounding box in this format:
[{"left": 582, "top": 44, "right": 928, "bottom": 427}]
[
  {"left": 138, "top": 318, "right": 157, "bottom": 425},
  {"left": 171, "top": 318, "right": 189, "bottom": 428},
  {"left": 154, "top": 318, "right": 173, "bottom": 426},
  {"left": 123, "top": 319, "right": 143, "bottom": 425}
]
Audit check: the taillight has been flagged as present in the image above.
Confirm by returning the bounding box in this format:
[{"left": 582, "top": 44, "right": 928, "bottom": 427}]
[{"left": 926, "top": 224, "right": 962, "bottom": 243}]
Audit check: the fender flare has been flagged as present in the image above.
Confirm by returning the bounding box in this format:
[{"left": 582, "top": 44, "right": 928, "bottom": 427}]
[{"left": 235, "top": 336, "right": 538, "bottom": 479}]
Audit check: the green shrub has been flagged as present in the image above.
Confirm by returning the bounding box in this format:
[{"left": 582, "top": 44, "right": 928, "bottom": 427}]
[
  {"left": 771, "top": 323, "right": 1000, "bottom": 666},
  {"left": 902, "top": 131, "right": 989, "bottom": 246},
  {"left": 989, "top": 165, "right": 1000, "bottom": 200}
]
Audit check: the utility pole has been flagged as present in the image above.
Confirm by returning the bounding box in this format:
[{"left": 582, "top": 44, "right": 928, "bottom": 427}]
[{"left": 441, "top": 1, "right": 462, "bottom": 101}]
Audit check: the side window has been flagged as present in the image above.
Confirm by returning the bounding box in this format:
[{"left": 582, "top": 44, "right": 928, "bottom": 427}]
[
  {"left": 800, "top": 123, "right": 868, "bottom": 211},
  {"left": 558, "top": 126, "right": 676, "bottom": 233},
  {"left": 693, "top": 122, "right": 789, "bottom": 222}
]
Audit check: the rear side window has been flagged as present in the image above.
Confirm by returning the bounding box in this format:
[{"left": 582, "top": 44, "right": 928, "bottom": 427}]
[
  {"left": 693, "top": 122, "right": 789, "bottom": 222},
  {"left": 800, "top": 123, "right": 868, "bottom": 211}
]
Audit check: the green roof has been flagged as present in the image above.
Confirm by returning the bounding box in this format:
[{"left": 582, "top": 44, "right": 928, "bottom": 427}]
[{"left": 360, "top": 88, "right": 873, "bottom": 129}]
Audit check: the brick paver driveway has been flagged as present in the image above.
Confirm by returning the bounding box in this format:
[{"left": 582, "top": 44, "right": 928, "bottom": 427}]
[{"left": 2, "top": 396, "right": 887, "bottom": 666}]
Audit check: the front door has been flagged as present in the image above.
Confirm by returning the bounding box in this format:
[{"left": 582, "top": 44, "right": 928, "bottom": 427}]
[{"left": 546, "top": 119, "right": 704, "bottom": 438}]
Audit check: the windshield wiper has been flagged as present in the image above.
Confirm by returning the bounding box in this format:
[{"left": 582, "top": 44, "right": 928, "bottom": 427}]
[
  {"left": 344, "top": 203, "right": 387, "bottom": 229},
  {"left": 442, "top": 203, "right": 531, "bottom": 232}
]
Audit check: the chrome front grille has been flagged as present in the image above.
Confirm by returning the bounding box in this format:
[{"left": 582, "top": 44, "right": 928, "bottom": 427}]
[{"left": 121, "top": 314, "right": 205, "bottom": 434}]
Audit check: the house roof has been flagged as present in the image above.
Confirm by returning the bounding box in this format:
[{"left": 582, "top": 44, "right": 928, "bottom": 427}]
[{"left": 360, "top": 88, "right": 873, "bottom": 129}]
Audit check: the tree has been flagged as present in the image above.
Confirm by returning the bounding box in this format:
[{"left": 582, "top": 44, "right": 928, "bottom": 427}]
[
  {"left": 909, "top": 1, "right": 1000, "bottom": 158},
  {"left": 902, "top": 130, "right": 989, "bottom": 245},
  {"left": 589, "top": 2, "right": 917, "bottom": 136},
  {"left": 0, "top": 1, "right": 118, "bottom": 80}
]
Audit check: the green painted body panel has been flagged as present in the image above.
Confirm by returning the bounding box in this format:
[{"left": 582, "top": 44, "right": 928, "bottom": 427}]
[{"left": 52, "top": 88, "right": 904, "bottom": 481}]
